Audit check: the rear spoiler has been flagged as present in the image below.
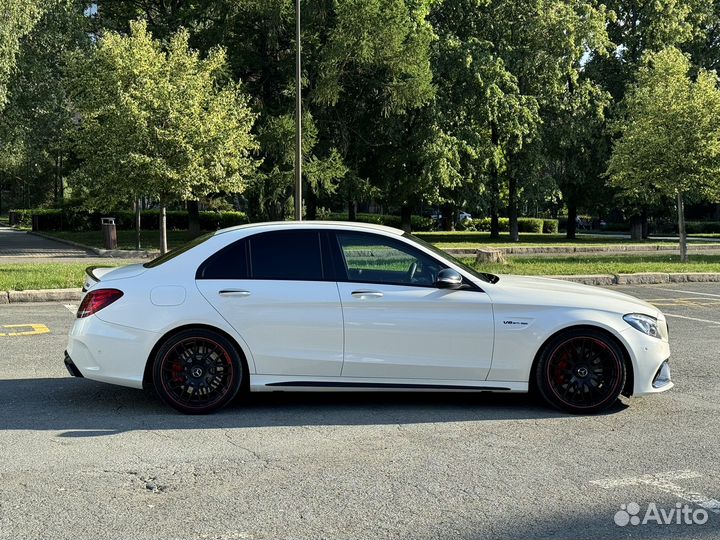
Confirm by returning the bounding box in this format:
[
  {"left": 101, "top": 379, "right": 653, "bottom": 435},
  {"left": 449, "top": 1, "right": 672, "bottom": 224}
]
[{"left": 82, "top": 266, "right": 115, "bottom": 292}]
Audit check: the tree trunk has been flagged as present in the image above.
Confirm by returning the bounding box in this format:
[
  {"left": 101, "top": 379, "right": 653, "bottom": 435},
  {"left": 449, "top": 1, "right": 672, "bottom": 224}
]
[
  {"left": 566, "top": 204, "right": 577, "bottom": 240},
  {"left": 677, "top": 191, "right": 687, "bottom": 263},
  {"left": 187, "top": 200, "right": 200, "bottom": 236},
  {"left": 159, "top": 204, "right": 168, "bottom": 255},
  {"left": 135, "top": 198, "right": 142, "bottom": 250},
  {"left": 441, "top": 203, "right": 455, "bottom": 231},
  {"left": 489, "top": 122, "right": 500, "bottom": 239},
  {"left": 348, "top": 199, "right": 357, "bottom": 221},
  {"left": 400, "top": 204, "right": 412, "bottom": 233},
  {"left": 641, "top": 209, "right": 649, "bottom": 239},
  {"left": 509, "top": 175, "right": 519, "bottom": 242},
  {"left": 306, "top": 186, "right": 318, "bottom": 220},
  {"left": 629, "top": 214, "right": 643, "bottom": 241}
]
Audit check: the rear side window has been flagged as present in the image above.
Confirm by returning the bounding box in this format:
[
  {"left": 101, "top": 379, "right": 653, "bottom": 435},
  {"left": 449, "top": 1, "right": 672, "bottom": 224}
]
[
  {"left": 197, "top": 239, "right": 249, "bottom": 279},
  {"left": 249, "top": 230, "right": 324, "bottom": 280}
]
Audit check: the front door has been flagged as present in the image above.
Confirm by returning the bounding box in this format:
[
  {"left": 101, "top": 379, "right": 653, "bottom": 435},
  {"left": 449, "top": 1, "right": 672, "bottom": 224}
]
[{"left": 333, "top": 231, "right": 494, "bottom": 381}]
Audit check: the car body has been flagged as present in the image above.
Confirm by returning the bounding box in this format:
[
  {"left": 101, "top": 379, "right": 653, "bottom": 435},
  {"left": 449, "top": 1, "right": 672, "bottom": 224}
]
[{"left": 65, "top": 221, "right": 672, "bottom": 414}]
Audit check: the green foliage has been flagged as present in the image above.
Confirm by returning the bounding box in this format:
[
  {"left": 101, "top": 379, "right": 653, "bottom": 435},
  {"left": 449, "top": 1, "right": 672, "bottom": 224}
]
[
  {"left": 66, "top": 21, "right": 259, "bottom": 209},
  {"left": 608, "top": 47, "right": 720, "bottom": 205},
  {"left": 9, "top": 208, "right": 248, "bottom": 231},
  {"left": 0, "top": 0, "right": 45, "bottom": 110},
  {"left": 542, "top": 219, "right": 559, "bottom": 234},
  {"left": 684, "top": 221, "right": 720, "bottom": 234},
  {"left": 328, "top": 212, "right": 434, "bottom": 231},
  {"left": 461, "top": 217, "right": 546, "bottom": 233}
]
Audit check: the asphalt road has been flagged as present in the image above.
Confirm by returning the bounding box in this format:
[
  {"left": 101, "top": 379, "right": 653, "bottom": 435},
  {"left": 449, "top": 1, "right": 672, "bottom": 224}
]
[{"left": 0, "top": 283, "right": 719, "bottom": 540}]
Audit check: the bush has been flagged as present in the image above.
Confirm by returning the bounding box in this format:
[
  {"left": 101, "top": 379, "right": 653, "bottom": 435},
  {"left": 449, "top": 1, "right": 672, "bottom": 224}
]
[
  {"left": 9, "top": 208, "right": 248, "bottom": 231},
  {"left": 463, "top": 217, "right": 544, "bottom": 233},
  {"left": 328, "top": 212, "right": 434, "bottom": 231},
  {"left": 542, "top": 219, "right": 559, "bottom": 234},
  {"left": 685, "top": 221, "right": 720, "bottom": 234}
]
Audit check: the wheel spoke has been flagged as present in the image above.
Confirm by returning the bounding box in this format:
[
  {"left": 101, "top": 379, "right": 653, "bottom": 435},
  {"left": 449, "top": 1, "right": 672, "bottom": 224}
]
[
  {"left": 546, "top": 336, "right": 621, "bottom": 409},
  {"left": 160, "top": 337, "right": 233, "bottom": 408}
]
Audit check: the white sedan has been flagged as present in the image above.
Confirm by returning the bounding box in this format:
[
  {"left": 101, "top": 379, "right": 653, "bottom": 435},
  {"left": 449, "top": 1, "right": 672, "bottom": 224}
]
[{"left": 65, "top": 221, "right": 672, "bottom": 414}]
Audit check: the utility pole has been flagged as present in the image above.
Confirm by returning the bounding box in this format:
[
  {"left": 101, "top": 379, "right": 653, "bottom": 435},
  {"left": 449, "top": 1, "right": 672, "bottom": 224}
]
[{"left": 294, "top": 0, "right": 302, "bottom": 221}]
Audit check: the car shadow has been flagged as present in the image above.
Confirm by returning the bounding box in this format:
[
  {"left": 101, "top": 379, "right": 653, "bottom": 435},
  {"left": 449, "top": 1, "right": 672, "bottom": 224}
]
[{"left": 0, "top": 377, "right": 629, "bottom": 437}]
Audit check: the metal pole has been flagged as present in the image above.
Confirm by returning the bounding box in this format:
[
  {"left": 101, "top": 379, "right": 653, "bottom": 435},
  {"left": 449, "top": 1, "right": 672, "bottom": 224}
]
[{"left": 294, "top": 0, "right": 302, "bottom": 221}]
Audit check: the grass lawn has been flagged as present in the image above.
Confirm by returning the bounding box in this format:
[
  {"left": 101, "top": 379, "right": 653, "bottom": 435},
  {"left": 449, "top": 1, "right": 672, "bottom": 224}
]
[
  {"left": 44, "top": 230, "right": 206, "bottom": 250},
  {"left": 41, "top": 229, "right": 718, "bottom": 251},
  {"left": 2, "top": 253, "right": 720, "bottom": 291},
  {"left": 467, "top": 254, "right": 720, "bottom": 276},
  {"left": 0, "top": 263, "right": 119, "bottom": 291},
  {"left": 415, "top": 231, "right": 714, "bottom": 248}
]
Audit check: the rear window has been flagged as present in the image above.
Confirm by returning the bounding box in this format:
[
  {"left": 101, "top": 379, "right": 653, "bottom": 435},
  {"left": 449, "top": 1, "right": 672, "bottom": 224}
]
[{"left": 143, "top": 232, "right": 215, "bottom": 268}]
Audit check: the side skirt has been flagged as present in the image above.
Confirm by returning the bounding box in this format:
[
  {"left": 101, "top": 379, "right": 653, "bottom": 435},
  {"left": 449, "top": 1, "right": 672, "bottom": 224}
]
[{"left": 250, "top": 375, "right": 528, "bottom": 393}]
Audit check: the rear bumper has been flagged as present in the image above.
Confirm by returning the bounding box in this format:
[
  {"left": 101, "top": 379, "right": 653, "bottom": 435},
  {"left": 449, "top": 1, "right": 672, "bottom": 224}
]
[
  {"left": 64, "top": 351, "right": 83, "bottom": 378},
  {"left": 67, "top": 315, "right": 158, "bottom": 389}
]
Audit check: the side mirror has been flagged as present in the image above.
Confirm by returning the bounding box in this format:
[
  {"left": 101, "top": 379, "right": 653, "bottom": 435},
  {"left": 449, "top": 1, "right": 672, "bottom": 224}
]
[{"left": 436, "top": 268, "right": 463, "bottom": 290}]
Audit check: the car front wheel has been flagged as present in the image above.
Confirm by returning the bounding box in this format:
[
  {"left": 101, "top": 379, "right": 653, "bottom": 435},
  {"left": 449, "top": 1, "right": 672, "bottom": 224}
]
[
  {"left": 152, "top": 329, "right": 243, "bottom": 414},
  {"left": 536, "top": 328, "right": 626, "bottom": 414}
]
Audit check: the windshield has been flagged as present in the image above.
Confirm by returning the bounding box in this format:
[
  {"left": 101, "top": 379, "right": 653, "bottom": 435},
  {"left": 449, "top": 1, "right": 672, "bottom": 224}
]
[
  {"left": 143, "top": 232, "right": 215, "bottom": 268},
  {"left": 405, "top": 232, "right": 499, "bottom": 284}
]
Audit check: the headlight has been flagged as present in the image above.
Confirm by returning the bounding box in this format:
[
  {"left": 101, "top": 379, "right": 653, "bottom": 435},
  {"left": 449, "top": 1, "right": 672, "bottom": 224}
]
[{"left": 623, "top": 313, "right": 662, "bottom": 339}]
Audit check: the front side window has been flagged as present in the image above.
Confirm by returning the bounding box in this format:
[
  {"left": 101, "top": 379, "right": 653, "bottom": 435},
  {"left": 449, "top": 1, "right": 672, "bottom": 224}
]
[
  {"left": 249, "top": 230, "right": 324, "bottom": 280},
  {"left": 336, "top": 232, "right": 444, "bottom": 287}
]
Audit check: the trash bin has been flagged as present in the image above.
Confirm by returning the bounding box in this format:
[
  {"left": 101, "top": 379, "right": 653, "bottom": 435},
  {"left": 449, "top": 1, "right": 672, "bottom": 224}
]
[{"left": 101, "top": 217, "right": 117, "bottom": 249}]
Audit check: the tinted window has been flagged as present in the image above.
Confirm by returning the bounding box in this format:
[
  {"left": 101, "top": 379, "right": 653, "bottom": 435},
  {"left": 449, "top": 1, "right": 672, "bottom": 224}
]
[
  {"left": 336, "top": 232, "right": 445, "bottom": 287},
  {"left": 197, "top": 239, "right": 248, "bottom": 279},
  {"left": 250, "top": 231, "right": 323, "bottom": 280}
]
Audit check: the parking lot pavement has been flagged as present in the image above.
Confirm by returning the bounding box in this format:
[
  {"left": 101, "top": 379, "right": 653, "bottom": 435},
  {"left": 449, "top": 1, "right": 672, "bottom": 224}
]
[{"left": 0, "top": 284, "right": 718, "bottom": 540}]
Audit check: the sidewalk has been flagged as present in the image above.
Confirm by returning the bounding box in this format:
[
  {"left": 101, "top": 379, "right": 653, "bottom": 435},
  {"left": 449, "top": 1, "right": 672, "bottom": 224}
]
[{"left": 0, "top": 226, "right": 145, "bottom": 264}]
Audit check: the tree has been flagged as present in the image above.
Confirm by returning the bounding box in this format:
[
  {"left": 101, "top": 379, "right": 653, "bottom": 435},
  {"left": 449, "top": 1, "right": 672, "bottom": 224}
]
[
  {"left": 0, "top": 0, "right": 90, "bottom": 211},
  {"left": 312, "top": 0, "right": 436, "bottom": 225},
  {"left": 607, "top": 47, "right": 720, "bottom": 261},
  {"left": 0, "top": 1, "right": 46, "bottom": 111},
  {"left": 66, "top": 21, "right": 259, "bottom": 252}
]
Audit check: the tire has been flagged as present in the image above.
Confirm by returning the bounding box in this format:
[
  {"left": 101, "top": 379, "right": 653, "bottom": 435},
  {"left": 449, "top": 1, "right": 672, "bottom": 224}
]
[
  {"left": 152, "top": 328, "right": 243, "bottom": 414},
  {"left": 535, "top": 328, "right": 626, "bottom": 414}
]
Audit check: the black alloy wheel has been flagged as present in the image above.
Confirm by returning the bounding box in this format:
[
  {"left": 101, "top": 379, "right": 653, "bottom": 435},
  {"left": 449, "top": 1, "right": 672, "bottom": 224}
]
[
  {"left": 152, "top": 329, "right": 243, "bottom": 414},
  {"left": 536, "top": 328, "right": 626, "bottom": 414}
]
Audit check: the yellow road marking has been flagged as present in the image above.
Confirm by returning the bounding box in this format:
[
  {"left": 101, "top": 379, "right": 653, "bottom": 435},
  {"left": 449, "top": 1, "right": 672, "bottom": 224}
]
[
  {"left": 646, "top": 298, "right": 720, "bottom": 308},
  {"left": 0, "top": 324, "right": 50, "bottom": 336}
]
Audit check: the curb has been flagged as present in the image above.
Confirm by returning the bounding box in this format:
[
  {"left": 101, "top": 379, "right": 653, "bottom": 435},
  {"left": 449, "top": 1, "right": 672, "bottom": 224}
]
[
  {"left": 1, "top": 288, "right": 82, "bottom": 303},
  {"left": 444, "top": 244, "right": 720, "bottom": 256},
  {"left": 27, "top": 231, "right": 156, "bottom": 259},
  {"left": 547, "top": 272, "right": 720, "bottom": 286},
  {"left": 3, "top": 272, "right": 720, "bottom": 303}
]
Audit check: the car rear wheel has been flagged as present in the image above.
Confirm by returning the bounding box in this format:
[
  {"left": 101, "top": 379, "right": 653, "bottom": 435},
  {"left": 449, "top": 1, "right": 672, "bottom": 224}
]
[
  {"left": 536, "top": 328, "right": 626, "bottom": 414},
  {"left": 152, "top": 329, "right": 243, "bottom": 414}
]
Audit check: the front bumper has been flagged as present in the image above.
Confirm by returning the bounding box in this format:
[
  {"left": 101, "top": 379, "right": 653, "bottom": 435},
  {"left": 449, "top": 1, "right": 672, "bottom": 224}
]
[{"left": 620, "top": 326, "right": 673, "bottom": 396}]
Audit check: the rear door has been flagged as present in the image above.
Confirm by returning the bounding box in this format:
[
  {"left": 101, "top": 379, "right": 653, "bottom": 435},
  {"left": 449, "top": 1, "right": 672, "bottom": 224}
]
[
  {"left": 196, "top": 230, "right": 344, "bottom": 377},
  {"left": 333, "top": 231, "right": 494, "bottom": 381}
]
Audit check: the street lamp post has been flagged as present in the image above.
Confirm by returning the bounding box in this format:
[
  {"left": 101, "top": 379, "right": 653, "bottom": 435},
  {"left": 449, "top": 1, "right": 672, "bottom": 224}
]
[{"left": 294, "top": 0, "right": 302, "bottom": 221}]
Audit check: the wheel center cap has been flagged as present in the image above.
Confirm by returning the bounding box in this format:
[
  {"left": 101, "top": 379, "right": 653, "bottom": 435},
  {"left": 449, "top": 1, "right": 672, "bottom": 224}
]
[
  {"left": 190, "top": 366, "right": 204, "bottom": 378},
  {"left": 576, "top": 366, "right": 589, "bottom": 378}
]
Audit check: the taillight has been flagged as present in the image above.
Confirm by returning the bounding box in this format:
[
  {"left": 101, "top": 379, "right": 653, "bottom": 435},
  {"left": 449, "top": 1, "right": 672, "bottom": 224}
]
[{"left": 77, "top": 289, "right": 124, "bottom": 318}]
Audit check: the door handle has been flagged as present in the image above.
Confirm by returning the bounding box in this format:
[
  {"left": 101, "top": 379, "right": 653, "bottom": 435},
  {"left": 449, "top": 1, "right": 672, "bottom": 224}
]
[
  {"left": 351, "top": 290, "right": 384, "bottom": 299},
  {"left": 218, "top": 289, "right": 251, "bottom": 297}
]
